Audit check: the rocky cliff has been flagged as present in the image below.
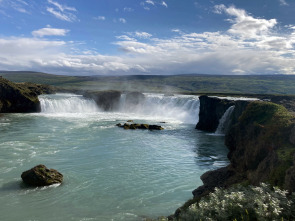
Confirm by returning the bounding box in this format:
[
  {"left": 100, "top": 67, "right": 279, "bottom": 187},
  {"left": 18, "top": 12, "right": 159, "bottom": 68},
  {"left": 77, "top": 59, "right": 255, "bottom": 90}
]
[
  {"left": 195, "top": 96, "right": 235, "bottom": 132},
  {"left": 0, "top": 77, "right": 55, "bottom": 113},
  {"left": 82, "top": 90, "right": 122, "bottom": 111},
  {"left": 176, "top": 96, "right": 295, "bottom": 218}
]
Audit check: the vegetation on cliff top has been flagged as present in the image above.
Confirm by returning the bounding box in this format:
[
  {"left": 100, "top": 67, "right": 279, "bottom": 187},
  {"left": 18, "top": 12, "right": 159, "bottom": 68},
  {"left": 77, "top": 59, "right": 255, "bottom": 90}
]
[{"left": 176, "top": 183, "right": 295, "bottom": 221}]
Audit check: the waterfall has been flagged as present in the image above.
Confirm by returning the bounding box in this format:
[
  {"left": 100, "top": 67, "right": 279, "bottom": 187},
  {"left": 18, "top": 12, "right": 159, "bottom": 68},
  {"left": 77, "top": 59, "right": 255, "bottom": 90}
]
[
  {"left": 38, "top": 93, "right": 199, "bottom": 124},
  {"left": 118, "top": 93, "right": 200, "bottom": 124},
  {"left": 215, "top": 105, "right": 235, "bottom": 135},
  {"left": 39, "top": 93, "right": 99, "bottom": 113}
]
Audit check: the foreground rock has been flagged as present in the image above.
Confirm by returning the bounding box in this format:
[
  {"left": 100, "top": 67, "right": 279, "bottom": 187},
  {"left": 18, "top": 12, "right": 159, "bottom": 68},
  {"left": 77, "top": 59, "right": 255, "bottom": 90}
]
[
  {"left": 116, "top": 123, "right": 164, "bottom": 130},
  {"left": 21, "top": 164, "right": 63, "bottom": 186}
]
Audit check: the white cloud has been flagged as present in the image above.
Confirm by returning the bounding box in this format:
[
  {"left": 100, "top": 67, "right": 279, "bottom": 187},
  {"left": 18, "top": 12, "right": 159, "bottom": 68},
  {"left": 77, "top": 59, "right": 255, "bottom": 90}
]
[
  {"left": 141, "top": 0, "right": 168, "bottom": 9},
  {"left": 47, "top": 0, "right": 77, "bottom": 22},
  {"left": 214, "top": 4, "right": 277, "bottom": 39},
  {"left": 124, "top": 7, "right": 134, "bottom": 12},
  {"left": 279, "top": 0, "right": 289, "bottom": 6},
  {"left": 32, "top": 27, "right": 69, "bottom": 37},
  {"left": 135, "top": 32, "right": 152, "bottom": 38},
  {"left": 162, "top": 1, "right": 168, "bottom": 8},
  {"left": 94, "top": 16, "right": 106, "bottom": 21},
  {"left": 119, "top": 18, "right": 126, "bottom": 23},
  {"left": 0, "top": 5, "right": 295, "bottom": 75},
  {"left": 47, "top": 0, "right": 76, "bottom": 12},
  {"left": 1, "top": 0, "right": 30, "bottom": 14},
  {"left": 145, "top": 0, "right": 155, "bottom": 5}
]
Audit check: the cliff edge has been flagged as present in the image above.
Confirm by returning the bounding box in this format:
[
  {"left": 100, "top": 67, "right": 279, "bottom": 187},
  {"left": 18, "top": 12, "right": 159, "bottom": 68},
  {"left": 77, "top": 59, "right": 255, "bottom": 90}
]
[
  {"left": 0, "top": 77, "right": 54, "bottom": 113},
  {"left": 175, "top": 96, "right": 295, "bottom": 218}
]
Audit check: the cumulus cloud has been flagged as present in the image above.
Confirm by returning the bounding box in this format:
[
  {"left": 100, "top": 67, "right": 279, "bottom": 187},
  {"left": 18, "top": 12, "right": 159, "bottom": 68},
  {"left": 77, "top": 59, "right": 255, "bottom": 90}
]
[
  {"left": 32, "top": 26, "right": 69, "bottom": 37},
  {"left": 0, "top": 5, "right": 295, "bottom": 75},
  {"left": 47, "top": 0, "right": 77, "bottom": 22},
  {"left": 214, "top": 5, "right": 277, "bottom": 39}
]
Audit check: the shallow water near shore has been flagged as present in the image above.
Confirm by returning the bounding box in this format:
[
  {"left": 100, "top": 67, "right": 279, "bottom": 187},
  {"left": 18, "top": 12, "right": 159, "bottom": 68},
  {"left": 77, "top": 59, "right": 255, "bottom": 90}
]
[{"left": 0, "top": 93, "right": 228, "bottom": 220}]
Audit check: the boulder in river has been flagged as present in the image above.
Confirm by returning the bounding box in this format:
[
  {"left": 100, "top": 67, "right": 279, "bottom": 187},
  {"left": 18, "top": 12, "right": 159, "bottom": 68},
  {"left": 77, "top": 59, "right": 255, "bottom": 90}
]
[{"left": 21, "top": 164, "right": 63, "bottom": 186}]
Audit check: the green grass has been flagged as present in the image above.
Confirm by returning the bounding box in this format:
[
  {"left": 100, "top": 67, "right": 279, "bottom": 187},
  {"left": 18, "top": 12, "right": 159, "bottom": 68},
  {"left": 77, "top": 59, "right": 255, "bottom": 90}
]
[{"left": 1, "top": 71, "right": 295, "bottom": 94}]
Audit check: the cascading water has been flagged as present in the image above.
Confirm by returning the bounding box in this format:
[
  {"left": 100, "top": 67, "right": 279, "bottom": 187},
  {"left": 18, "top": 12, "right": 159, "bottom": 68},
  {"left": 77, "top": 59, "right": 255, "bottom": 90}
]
[
  {"left": 119, "top": 93, "right": 200, "bottom": 124},
  {"left": 39, "top": 93, "right": 99, "bottom": 113},
  {"left": 215, "top": 105, "right": 235, "bottom": 135}
]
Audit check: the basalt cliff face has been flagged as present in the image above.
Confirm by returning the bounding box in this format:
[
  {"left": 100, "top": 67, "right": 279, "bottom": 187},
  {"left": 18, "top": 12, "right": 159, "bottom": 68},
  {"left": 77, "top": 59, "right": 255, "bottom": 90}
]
[
  {"left": 176, "top": 95, "right": 295, "bottom": 217},
  {"left": 195, "top": 96, "right": 235, "bottom": 132},
  {"left": 0, "top": 77, "right": 55, "bottom": 113}
]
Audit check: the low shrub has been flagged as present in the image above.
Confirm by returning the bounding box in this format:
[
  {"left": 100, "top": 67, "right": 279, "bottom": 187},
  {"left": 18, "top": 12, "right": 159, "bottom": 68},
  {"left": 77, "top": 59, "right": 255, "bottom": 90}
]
[{"left": 178, "top": 183, "right": 295, "bottom": 221}]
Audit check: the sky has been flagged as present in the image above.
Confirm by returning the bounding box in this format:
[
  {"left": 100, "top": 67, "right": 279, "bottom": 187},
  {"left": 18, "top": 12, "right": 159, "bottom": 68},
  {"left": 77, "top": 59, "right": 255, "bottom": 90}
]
[{"left": 0, "top": 0, "right": 295, "bottom": 76}]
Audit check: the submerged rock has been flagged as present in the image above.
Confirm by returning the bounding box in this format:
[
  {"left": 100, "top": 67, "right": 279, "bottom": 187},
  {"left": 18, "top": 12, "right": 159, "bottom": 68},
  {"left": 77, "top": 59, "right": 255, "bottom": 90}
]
[
  {"left": 116, "top": 122, "right": 164, "bottom": 130},
  {"left": 21, "top": 164, "right": 63, "bottom": 186}
]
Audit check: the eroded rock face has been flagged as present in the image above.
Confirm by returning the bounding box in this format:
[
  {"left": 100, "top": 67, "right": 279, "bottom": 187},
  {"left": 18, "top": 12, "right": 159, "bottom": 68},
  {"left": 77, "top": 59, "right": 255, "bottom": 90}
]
[
  {"left": 290, "top": 126, "right": 295, "bottom": 145},
  {"left": 125, "top": 92, "right": 145, "bottom": 105},
  {"left": 0, "top": 78, "right": 54, "bottom": 113},
  {"left": 83, "top": 90, "right": 121, "bottom": 111},
  {"left": 21, "top": 164, "right": 63, "bottom": 186},
  {"left": 195, "top": 96, "right": 235, "bottom": 132}
]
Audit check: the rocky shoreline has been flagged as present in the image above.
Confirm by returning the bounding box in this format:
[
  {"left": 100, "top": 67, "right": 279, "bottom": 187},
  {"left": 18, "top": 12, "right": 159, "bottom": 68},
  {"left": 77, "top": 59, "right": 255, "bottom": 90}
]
[{"left": 174, "top": 95, "right": 295, "bottom": 219}]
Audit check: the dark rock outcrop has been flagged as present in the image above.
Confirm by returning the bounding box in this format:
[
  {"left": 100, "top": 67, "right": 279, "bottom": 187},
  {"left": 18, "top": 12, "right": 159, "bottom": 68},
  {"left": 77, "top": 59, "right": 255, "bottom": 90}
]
[
  {"left": 125, "top": 92, "right": 145, "bottom": 105},
  {"left": 176, "top": 98, "right": 295, "bottom": 219},
  {"left": 21, "top": 164, "right": 63, "bottom": 186},
  {"left": 83, "top": 90, "right": 121, "bottom": 111},
  {"left": 195, "top": 96, "right": 235, "bottom": 132},
  {"left": 116, "top": 122, "right": 163, "bottom": 130},
  {"left": 0, "top": 77, "right": 55, "bottom": 113}
]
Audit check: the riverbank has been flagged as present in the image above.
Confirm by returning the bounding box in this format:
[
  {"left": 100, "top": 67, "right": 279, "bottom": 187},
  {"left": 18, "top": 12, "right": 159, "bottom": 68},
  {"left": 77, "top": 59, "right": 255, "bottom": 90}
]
[{"left": 172, "top": 95, "right": 295, "bottom": 220}]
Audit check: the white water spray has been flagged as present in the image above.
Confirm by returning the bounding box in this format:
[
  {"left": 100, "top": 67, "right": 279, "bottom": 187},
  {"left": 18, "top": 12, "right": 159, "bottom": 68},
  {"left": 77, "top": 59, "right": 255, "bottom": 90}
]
[
  {"left": 215, "top": 105, "right": 235, "bottom": 135},
  {"left": 39, "top": 94, "right": 99, "bottom": 113},
  {"left": 39, "top": 93, "right": 199, "bottom": 124},
  {"left": 119, "top": 93, "right": 200, "bottom": 124}
]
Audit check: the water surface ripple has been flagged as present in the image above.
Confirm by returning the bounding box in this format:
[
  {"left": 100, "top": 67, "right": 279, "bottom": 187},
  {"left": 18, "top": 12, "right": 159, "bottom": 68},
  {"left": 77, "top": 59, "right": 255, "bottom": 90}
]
[{"left": 0, "top": 93, "right": 228, "bottom": 220}]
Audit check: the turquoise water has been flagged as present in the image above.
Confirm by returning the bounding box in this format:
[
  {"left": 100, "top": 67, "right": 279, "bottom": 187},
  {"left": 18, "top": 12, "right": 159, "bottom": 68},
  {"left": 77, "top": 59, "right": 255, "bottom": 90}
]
[{"left": 0, "top": 94, "right": 228, "bottom": 221}]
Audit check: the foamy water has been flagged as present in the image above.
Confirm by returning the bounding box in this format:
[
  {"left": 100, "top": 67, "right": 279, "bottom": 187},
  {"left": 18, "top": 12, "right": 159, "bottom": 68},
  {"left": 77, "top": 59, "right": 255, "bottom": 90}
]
[{"left": 0, "top": 93, "right": 228, "bottom": 220}]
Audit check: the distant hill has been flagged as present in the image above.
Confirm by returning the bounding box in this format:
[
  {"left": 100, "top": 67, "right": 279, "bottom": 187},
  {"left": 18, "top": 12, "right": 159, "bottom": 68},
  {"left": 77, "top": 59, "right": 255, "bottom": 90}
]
[{"left": 1, "top": 71, "right": 295, "bottom": 95}]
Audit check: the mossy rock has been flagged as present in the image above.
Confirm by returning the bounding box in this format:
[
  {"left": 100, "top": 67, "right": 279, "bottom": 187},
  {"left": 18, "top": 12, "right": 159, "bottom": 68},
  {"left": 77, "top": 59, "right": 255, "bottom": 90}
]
[{"left": 21, "top": 164, "right": 63, "bottom": 186}]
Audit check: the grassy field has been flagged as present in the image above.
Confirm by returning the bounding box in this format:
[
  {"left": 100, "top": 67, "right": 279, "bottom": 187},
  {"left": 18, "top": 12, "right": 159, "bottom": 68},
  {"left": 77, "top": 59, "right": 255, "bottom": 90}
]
[{"left": 1, "top": 71, "right": 295, "bottom": 95}]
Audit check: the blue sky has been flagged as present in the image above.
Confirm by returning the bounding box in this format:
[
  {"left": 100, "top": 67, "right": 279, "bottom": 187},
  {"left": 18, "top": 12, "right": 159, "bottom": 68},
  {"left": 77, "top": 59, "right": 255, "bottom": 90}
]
[{"left": 0, "top": 0, "right": 295, "bottom": 75}]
